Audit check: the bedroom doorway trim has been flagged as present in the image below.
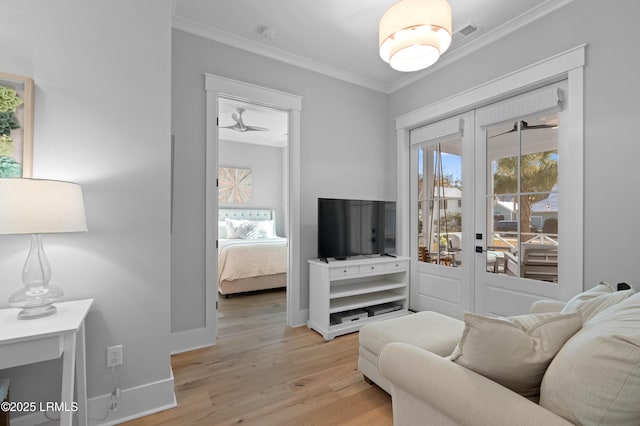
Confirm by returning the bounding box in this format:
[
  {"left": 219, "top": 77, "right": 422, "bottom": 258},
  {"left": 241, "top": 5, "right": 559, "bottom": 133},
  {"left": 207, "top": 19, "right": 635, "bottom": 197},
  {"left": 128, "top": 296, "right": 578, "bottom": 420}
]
[{"left": 206, "top": 74, "right": 303, "bottom": 340}]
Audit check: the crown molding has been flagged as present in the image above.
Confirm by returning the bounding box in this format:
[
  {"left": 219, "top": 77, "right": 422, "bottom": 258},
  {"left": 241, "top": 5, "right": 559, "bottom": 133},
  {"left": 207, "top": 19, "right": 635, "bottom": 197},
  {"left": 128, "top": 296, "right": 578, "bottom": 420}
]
[
  {"left": 172, "top": 15, "right": 390, "bottom": 93},
  {"left": 173, "top": 0, "right": 576, "bottom": 95}
]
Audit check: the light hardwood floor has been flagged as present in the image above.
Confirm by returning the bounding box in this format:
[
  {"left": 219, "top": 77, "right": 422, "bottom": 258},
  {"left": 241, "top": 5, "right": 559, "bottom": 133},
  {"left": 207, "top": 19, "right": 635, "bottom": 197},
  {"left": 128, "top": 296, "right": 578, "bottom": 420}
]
[{"left": 124, "top": 289, "right": 393, "bottom": 425}]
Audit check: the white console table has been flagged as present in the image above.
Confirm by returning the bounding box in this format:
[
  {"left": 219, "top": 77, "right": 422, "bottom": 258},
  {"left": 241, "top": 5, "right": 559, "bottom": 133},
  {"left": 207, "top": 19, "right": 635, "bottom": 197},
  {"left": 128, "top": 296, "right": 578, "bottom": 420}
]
[
  {"left": 308, "top": 257, "right": 409, "bottom": 340},
  {"left": 0, "top": 299, "right": 93, "bottom": 426}
]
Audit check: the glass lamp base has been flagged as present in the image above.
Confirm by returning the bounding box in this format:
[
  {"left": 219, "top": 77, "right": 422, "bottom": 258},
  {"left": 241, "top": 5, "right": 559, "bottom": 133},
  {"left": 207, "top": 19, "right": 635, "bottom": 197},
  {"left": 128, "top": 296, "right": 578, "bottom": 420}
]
[
  {"left": 16, "top": 304, "right": 58, "bottom": 320},
  {"left": 9, "top": 284, "right": 63, "bottom": 320}
]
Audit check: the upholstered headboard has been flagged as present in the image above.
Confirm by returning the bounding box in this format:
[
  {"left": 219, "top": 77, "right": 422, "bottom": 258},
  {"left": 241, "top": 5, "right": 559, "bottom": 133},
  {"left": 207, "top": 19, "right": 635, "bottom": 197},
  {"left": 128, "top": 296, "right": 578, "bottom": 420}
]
[
  {"left": 219, "top": 208, "right": 275, "bottom": 222},
  {"left": 218, "top": 208, "right": 278, "bottom": 238}
]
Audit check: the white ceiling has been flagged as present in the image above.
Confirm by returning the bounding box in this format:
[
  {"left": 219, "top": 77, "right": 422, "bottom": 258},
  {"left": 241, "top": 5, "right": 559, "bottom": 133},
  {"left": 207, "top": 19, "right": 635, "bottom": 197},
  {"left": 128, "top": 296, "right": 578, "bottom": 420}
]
[{"left": 173, "top": 0, "right": 573, "bottom": 93}]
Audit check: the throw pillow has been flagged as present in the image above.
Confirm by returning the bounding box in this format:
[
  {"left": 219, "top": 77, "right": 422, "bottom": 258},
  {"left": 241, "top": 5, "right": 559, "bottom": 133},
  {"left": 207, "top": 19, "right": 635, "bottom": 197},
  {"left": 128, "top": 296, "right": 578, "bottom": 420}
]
[
  {"left": 246, "top": 221, "right": 269, "bottom": 239},
  {"left": 257, "top": 219, "right": 276, "bottom": 238},
  {"left": 540, "top": 292, "right": 640, "bottom": 426},
  {"left": 245, "top": 220, "right": 276, "bottom": 239},
  {"left": 450, "top": 311, "right": 582, "bottom": 396},
  {"left": 218, "top": 221, "right": 228, "bottom": 239},
  {"left": 224, "top": 218, "right": 256, "bottom": 239},
  {"left": 562, "top": 281, "right": 614, "bottom": 311},
  {"left": 561, "top": 282, "right": 634, "bottom": 321}
]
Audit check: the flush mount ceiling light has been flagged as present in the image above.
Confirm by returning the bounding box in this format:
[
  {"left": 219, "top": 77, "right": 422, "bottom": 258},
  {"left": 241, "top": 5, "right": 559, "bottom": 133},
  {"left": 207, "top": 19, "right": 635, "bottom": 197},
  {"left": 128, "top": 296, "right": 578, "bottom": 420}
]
[{"left": 379, "top": 0, "right": 452, "bottom": 72}]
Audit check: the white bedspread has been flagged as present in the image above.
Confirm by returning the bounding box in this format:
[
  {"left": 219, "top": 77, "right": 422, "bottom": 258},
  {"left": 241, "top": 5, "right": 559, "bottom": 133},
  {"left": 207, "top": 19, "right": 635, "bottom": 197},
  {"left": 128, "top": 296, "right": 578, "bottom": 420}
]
[{"left": 218, "top": 238, "right": 288, "bottom": 282}]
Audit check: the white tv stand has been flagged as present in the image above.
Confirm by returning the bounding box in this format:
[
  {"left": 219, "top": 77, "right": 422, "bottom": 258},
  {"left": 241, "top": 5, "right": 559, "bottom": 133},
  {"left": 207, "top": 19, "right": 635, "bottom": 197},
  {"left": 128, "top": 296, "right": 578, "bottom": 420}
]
[{"left": 307, "top": 256, "right": 410, "bottom": 340}]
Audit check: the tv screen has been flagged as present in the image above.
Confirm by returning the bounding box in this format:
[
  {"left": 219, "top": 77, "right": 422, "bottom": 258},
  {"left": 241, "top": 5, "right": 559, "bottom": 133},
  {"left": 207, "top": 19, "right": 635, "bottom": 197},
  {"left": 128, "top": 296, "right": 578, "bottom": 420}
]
[{"left": 317, "top": 198, "right": 396, "bottom": 260}]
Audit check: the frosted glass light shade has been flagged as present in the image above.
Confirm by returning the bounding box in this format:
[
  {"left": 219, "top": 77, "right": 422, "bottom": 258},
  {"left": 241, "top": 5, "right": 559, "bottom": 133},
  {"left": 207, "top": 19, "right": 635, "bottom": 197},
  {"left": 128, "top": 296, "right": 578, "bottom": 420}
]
[
  {"left": 0, "top": 178, "right": 87, "bottom": 235},
  {"left": 379, "top": 0, "right": 452, "bottom": 72}
]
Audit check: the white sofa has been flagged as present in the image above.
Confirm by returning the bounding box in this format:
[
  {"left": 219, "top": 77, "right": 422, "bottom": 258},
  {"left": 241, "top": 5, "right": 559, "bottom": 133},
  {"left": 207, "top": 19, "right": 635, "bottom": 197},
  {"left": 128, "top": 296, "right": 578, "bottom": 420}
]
[
  {"left": 360, "top": 284, "right": 640, "bottom": 426},
  {"left": 358, "top": 311, "right": 465, "bottom": 394}
]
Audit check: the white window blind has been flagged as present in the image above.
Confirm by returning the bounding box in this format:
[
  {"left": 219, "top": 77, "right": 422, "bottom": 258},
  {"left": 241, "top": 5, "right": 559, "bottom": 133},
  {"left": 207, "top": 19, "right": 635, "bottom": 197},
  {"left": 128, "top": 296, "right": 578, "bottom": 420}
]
[
  {"left": 477, "top": 84, "right": 564, "bottom": 128},
  {"left": 410, "top": 117, "right": 463, "bottom": 145}
]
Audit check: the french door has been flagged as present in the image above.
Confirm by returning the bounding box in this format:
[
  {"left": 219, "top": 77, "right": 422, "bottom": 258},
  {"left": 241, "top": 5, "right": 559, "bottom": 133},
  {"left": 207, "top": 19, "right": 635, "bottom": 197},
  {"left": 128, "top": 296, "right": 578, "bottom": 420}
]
[
  {"left": 474, "top": 80, "right": 581, "bottom": 316},
  {"left": 410, "top": 80, "right": 582, "bottom": 317},
  {"left": 410, "top": 112, "right": 474, "bottom": 319}
]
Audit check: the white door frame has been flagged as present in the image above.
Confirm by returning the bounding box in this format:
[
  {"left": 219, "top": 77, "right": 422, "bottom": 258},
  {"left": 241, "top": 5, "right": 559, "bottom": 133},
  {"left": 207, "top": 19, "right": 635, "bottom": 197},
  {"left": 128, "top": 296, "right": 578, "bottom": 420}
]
[
  {"left": 173, "top": 74, "right": 302, "bottom": 353},
  {"left": 206, "top": 74, "right": 304, "bottom": 329},
  {"left": 396, "top": 45, "right": 585, "bottom": 312}
]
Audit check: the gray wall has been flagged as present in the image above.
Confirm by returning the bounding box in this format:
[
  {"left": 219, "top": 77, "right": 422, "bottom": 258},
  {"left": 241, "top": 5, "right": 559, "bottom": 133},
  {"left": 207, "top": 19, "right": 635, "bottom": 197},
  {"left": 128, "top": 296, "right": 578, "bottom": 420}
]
[
  {"left": 171, "top": 29, "right": 393, "bottom": 332},
  {"left": 390, "top": 0, "right": 640, "bottom": 289},
  {"left": 0, "top": 0, "right": 173, "bottom": 416},
  {"left": 0, "top": 0, "right": 636, "bottom": 417},
  {"left": 219, "top": 140, "right": 285, "bottom": 236}
]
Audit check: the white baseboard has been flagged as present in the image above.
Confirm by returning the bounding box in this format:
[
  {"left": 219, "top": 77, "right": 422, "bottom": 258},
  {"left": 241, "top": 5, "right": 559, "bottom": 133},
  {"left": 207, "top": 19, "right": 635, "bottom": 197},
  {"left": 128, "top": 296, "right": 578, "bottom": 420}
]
[
  {"left": 290, "top": 308, "right": 308, "bottom": 328},
  {"left": 11, "top": 371, "right": 176, "bottom": 426},
  {"left": 87, "top": 371, "right": 176, "bottom": 425},
  {"left": 171, "top": 326, "right": 216, "bottom": 354}
]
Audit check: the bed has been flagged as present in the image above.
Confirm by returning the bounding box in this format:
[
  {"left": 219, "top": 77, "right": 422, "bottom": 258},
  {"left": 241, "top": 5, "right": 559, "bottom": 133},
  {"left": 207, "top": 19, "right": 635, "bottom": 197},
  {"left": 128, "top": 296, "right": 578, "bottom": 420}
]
[{"left": 217, "top": 208, "right": 288, "bottom": 296}]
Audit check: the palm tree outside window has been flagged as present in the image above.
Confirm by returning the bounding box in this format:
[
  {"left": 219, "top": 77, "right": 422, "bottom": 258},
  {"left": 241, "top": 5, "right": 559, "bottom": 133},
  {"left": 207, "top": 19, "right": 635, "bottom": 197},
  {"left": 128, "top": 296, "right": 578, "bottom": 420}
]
[{"left": 486, "top": 116, "right": 559, "bottom": 280}]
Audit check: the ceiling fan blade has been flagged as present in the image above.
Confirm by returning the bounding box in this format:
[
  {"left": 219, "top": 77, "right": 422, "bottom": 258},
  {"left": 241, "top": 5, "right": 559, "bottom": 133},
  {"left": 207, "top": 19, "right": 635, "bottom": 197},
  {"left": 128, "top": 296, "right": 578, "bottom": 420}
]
[
  {"left": 243, "top": 125, "right": 269, "bottom": 132},
  {"left": 489, "top": 123, "right": 517, "bottom": 138},
  {"left": 220, "top": 124, "right": 239, "bottom": 130},
  {"left": 489, "top": 120, "right": 555, "bottom": 138},
  {"left": 524, "top": 124, "right": 556, "bottom": 129},
  {"left": 521, "top": 120, "right": 556, "bottom": 130}
]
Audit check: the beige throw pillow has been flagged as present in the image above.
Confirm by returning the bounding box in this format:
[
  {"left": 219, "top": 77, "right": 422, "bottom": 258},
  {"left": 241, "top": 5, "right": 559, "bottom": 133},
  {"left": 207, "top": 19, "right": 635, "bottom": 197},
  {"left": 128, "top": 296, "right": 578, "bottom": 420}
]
[
  {"left": 562, "top": 282, "right": 634, "bottom": 321},
  {"left": 450, "top": 311, "right": 582, "bottom": 396},
  {"left": 563, "top": 281, "right": 614, "bottom": 307},
  {"left": 540, "top": 292, "right": 640, "bottom": 426}
]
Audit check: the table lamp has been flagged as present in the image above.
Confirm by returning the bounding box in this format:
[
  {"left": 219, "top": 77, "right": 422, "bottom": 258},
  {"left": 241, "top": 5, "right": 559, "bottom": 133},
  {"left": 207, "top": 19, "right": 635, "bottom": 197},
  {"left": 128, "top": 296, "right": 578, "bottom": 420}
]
[{"left": 0, "top": 178, "right": 87, "bottom": 319}]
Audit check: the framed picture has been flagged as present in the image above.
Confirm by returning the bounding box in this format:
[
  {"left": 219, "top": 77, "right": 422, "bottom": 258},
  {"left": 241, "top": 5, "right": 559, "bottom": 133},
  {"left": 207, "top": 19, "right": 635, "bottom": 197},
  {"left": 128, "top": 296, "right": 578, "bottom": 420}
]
[
  {"left": 219, "top": 167, "right": 252, "bottom": 203},
  {"left": 0, "top": 72, "right": 34, "bottom": 177}
]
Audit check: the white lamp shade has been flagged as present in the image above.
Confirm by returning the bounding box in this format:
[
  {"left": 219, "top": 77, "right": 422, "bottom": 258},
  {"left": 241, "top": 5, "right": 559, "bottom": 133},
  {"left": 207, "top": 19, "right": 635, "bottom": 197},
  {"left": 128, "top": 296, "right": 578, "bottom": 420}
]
[
  {"left": 379, "top": 0, "right": 452, "bottom": 72},
  {"left": 0, "top": 178, "right": 87, "bottom": 235}
]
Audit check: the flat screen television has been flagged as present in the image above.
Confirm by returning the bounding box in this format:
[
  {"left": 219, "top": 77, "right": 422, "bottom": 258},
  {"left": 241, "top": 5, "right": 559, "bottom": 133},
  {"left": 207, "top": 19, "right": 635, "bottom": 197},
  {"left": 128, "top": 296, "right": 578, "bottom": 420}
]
[{"left": 317, "top": 198, "right": 396, "bottom": 260}]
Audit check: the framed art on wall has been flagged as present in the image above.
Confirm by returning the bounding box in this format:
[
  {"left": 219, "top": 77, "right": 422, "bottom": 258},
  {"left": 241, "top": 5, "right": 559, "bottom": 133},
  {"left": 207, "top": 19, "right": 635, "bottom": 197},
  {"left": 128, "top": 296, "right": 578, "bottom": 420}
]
[
  {"left": 219, "top": 167, "right": 252, "bottom": 203},
  {"left": 0, "top": 72, "right": 34, "bottom": 177}
]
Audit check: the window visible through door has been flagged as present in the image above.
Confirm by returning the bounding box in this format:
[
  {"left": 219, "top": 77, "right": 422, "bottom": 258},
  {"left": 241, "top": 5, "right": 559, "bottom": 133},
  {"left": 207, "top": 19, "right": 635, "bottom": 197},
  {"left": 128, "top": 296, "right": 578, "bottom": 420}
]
[
  {"left": 417, "top": 138, "right": 463, "bottom": 267},
  {"left": 485, "top": 113, "right": 559, "bottom": 282}
]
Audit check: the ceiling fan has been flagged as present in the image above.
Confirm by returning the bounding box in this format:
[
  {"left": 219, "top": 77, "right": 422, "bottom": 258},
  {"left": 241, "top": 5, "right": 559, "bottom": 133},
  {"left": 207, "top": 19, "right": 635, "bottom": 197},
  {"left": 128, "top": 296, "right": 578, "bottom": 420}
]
[
  {"left": 490, "top": 120, "right": 556, "bottom": 138},
  {"left": 220, "top": 108, "right": 269, "bottom": 132}
]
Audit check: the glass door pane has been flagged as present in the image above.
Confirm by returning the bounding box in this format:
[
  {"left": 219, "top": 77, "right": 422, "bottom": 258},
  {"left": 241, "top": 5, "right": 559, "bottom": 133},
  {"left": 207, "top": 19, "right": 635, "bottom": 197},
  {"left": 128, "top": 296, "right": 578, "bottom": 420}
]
[
  {"left": 417, "top": 139, "right": 462, "bottom": 267},
  {"left": 485, "top": 114, "right": 559, "bottom": 281}
]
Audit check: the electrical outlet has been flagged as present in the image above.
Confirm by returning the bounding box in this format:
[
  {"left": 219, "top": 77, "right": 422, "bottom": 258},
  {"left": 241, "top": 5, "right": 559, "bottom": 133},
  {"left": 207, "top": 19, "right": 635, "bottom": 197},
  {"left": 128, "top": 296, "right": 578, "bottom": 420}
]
[{"left": 107, "top": 345, "right": 123, "bottom": 368}]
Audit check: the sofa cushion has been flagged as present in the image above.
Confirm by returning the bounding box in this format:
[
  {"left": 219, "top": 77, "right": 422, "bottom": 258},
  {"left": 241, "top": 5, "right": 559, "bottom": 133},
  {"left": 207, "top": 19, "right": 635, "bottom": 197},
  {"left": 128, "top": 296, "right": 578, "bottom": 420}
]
[
  {"left": 564, "top": 281, "right": 614, "bottom": 304},
  {"left": 450, "top": 311, "right": 582, "bottom": 396},
  {"left": 359, "top": 311, "right": 464, "bottom": 359},
  {"left": 561, "top": 282, "right": 634, "bottom": 321},
  {"left": 540, "top": 292, "right": 640, "bottom": 426}
]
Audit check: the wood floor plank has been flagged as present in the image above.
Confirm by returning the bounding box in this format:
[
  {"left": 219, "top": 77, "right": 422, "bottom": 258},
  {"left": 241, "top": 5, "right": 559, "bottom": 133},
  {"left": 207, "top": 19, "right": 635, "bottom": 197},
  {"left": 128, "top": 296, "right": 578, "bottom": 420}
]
[{"left": 123, "top": 290, "right": 392, "bottom": 425}]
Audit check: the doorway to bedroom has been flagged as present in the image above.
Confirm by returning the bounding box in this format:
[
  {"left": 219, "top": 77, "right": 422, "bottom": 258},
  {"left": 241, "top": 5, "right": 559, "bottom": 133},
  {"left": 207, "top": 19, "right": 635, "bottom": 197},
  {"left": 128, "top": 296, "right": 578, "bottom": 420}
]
[
  {"left": 203, "top": 73, "right": 302, "bottom": 349},
  {"left": 216, "top": 98, "right": 289, "bottom": 336}
]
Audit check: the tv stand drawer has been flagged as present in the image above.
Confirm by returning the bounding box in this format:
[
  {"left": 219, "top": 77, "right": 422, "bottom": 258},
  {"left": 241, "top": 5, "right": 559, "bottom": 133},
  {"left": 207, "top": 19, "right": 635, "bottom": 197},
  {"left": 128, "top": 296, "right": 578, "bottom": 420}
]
[
  {"left": 384, "top": 260, "right": 409, "bottom": 272},
  {"left": 359, "top": 264, "right": 383, "bottom": 274},
  {"left": 330, "top": 266, "right": 359, "bottom": 279}
]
